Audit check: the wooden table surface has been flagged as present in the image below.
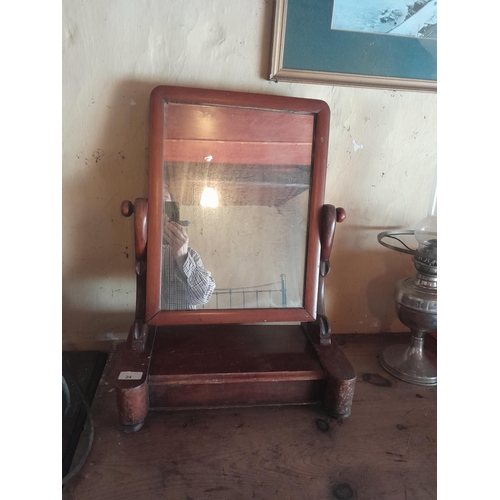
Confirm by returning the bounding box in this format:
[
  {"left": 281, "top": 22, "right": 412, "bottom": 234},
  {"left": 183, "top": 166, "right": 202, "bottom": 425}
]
[{"left": 62, "top": 333, "right": 437, "bottom": 500}]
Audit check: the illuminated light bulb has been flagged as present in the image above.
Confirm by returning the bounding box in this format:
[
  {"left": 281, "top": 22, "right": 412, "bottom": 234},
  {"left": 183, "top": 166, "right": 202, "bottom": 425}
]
[{"left": 200, "top": 187, "right": 219, "bottom": 208}]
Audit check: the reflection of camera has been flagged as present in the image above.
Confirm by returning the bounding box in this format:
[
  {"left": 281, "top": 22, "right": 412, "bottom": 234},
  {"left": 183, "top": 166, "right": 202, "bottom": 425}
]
[
  {"left": 164, "top": 201, "right": 189, "bottom": 226},
  {"left": 164, "top": 201, "right": 180, "bottom": 222}
]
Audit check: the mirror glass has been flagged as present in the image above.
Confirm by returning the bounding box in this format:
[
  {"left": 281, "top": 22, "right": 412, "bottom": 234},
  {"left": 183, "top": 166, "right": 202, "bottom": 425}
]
[{"left": 160, "top": 102, "right": 314, "bottom": 311}]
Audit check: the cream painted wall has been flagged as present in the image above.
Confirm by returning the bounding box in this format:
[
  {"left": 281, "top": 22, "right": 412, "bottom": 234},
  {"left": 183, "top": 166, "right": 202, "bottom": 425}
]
[{"left": 62, "top": 0, "right": 436, "bottom": 345}]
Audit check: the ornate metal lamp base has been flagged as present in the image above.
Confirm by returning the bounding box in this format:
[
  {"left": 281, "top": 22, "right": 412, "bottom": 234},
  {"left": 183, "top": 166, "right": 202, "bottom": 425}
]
[
  {"left": 377, "top": 225, "right": 437, "bottom": 387},
  {"left": 379, "top": 332, "right": 437, "bottom": 386}
]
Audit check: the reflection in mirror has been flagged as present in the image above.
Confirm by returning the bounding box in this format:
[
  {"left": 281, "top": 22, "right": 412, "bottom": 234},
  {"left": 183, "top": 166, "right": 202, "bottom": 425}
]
[{"left": 160, "top": 102, "right": 314, "bottom": 311}]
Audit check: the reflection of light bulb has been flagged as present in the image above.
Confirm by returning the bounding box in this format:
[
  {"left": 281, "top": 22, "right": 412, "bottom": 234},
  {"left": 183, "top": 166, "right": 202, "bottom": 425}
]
[
  {"left": 200, "top": 187, "right": 219, "bottom": 208},
  {"left": 415, "top": 215, "right": 437, "bottom": 247}
]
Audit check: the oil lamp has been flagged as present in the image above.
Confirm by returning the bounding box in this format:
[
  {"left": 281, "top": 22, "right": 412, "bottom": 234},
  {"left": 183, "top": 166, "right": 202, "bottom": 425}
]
[{"left": 377, "top": 176, "right": 437, "bottom": 386}]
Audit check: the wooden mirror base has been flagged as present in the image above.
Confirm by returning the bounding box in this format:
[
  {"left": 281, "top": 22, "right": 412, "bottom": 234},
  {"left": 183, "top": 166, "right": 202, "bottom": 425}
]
[
  {"left": 115, "top": 323, "right": 356, "bottom": 432},
  {"left": 115, "top": 200, "right": 356, "bottom": 431}
]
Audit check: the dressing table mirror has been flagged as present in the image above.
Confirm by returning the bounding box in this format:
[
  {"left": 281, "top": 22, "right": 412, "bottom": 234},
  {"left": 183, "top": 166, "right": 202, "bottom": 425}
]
[{"left": 114, "top": 86, "right": 356, "bottom": 432}]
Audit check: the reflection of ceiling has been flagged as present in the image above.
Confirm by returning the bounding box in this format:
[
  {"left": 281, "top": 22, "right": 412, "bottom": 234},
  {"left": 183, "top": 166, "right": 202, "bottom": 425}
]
[
  {"left": 163, "top": 139, "right": 313, "bottom": 165},
  {"left": 164, "top": 162, "right": 311, "bottom": 207},
  {"left": 162, "top": 102, "right": 315, "bottom": 206}
]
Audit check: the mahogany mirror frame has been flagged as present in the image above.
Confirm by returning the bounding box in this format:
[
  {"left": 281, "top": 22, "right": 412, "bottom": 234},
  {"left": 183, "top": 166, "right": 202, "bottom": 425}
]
[{"left": 145, "top": 86, "right": 330, "bottom": 326}]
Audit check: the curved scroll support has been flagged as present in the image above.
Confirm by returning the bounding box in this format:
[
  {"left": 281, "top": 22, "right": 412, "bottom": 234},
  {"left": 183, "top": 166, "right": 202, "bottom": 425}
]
[
  {"left": 316, "top": 205, "right": 346, "bottom": 346},
  {"left": 115, "top": 198, "right": 153, "bottom": 431},
  {"left": 121, "top": 198, "right": 149, "bottom": 351},
  {"left": 308, "top": 204, "right": 355, "bottom": 418},
  {"left": 121, "top": 198, "right": 148, "bottom": 263}
]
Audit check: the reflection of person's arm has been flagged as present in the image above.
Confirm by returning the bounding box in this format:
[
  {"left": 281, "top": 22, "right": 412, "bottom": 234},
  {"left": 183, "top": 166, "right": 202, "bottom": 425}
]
[{"left": 182, "top": 248, "right": 215, "bottom": 306}]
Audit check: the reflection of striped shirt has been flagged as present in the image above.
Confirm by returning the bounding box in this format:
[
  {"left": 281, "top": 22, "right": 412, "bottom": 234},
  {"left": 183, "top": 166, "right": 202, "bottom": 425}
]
[{"left": 161, "top": 245, "right": 215, "bottom": 310}]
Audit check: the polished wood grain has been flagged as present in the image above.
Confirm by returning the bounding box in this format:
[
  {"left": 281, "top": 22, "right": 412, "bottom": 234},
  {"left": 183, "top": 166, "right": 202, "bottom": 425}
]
[
  {"left": 150, "top": 325, "right": 324, "bottom": 375},
  {"left": 145, "top": 87, "right": 165, "bottom": 325},
  {"left": 64, "top": 334, "right": 436, "bottom": 500},
  {"left": 315, "top": 205, "right": 346, "bottom": 345},
  {"left": 148, "top": 307, "right": 315, "bottom": 327},
  {"left": 320, "top": 205, "right": 339, "bottom": 263},
  {"left": 121, "top": 198, "right": 149, "bottom": 350},
  {"left": 148, "top": 325, "right": 325, "bottom": 410}
]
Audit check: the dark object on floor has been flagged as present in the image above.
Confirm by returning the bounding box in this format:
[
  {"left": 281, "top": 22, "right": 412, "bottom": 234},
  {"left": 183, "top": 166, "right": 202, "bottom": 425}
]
[{"left": 62, "top": 351, "right": 107, "bottom": 483}]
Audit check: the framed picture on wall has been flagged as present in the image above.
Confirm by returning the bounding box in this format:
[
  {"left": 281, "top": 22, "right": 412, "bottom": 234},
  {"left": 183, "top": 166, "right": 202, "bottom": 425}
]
[{"left": 269, "top": 0, "right": 437, "bottom": 92}]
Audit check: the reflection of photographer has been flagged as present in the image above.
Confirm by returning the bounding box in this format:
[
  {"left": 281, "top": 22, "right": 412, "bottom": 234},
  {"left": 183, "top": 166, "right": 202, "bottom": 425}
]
[{"left": 161, "top": 185, "right": 215, "bottom": 310}]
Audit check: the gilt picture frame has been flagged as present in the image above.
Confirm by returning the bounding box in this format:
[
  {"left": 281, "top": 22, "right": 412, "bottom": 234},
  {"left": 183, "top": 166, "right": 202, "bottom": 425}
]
[{"left": 269, "top": 0, "right": 437, "bottom": 92}]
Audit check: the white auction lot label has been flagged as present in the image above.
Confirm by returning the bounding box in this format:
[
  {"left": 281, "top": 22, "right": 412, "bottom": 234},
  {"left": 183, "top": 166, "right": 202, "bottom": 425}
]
[{"left": 118, "top": 371, "right": 143, "bottom": 380}]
